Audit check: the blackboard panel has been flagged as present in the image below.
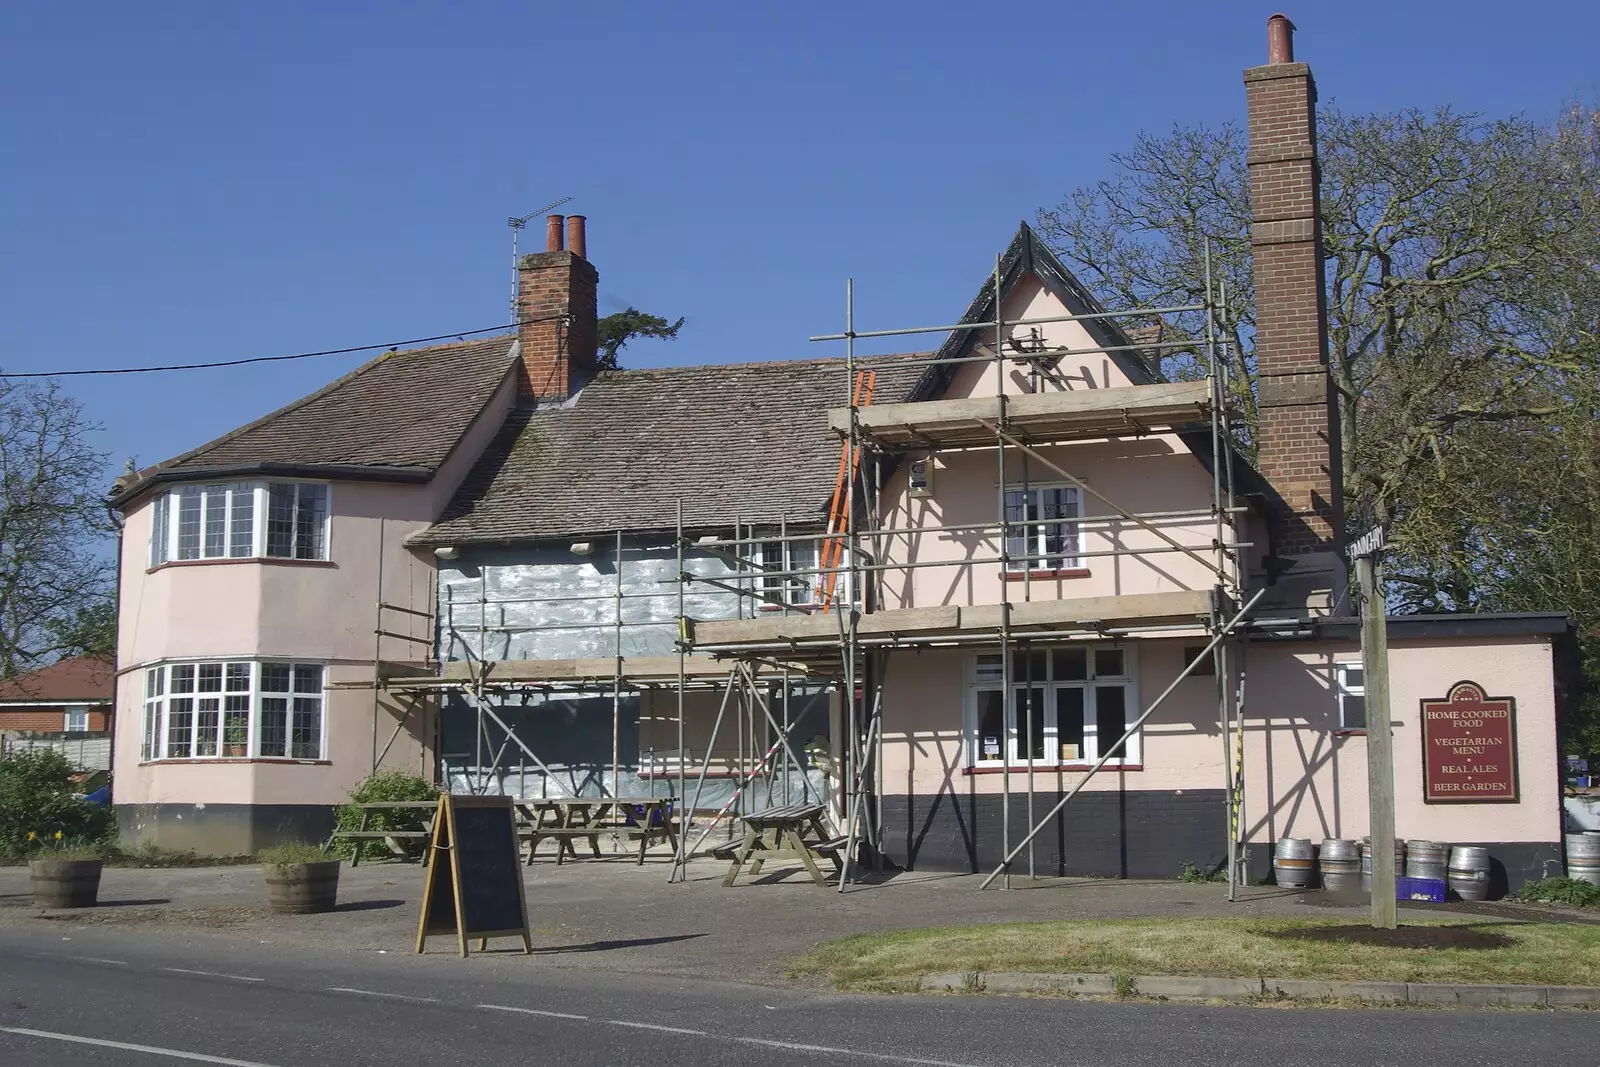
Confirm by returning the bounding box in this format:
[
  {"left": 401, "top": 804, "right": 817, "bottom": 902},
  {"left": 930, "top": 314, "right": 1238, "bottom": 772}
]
[
  {"left": 422, "top": 816, "right": 457, "bottom": 935},
  {"left": 450, "top": 801, "right": 525, "bottom": 938}
]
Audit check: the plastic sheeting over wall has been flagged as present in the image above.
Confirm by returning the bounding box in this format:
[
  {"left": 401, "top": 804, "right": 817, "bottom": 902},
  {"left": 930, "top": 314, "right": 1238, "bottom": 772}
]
[{"left": 438, "top": 540, "right": 753, "bottom": 663}]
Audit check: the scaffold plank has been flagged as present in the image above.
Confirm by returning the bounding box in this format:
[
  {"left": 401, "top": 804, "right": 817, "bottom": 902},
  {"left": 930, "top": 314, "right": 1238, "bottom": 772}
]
[
  {"left": 830, "top": 380, "right": 1211, "bottom": 446},
  {"left": 687, "top": 590, "right": 1212, "bottom": 650}
]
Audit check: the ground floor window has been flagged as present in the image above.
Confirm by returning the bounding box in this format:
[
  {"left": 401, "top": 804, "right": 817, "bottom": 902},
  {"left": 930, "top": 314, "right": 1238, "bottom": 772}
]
[
  {"left": 968, "top": 644, "right": 1139, "bottom": 766},
  {"left": 141, "top": 660, "right": 325, "bottom": 761}
]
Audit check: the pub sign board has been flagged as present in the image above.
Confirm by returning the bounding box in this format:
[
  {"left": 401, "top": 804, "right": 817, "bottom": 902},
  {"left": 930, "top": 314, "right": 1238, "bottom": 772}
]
[{"left": 1420, "top": 680, "right": 1519, "bottom": 804}]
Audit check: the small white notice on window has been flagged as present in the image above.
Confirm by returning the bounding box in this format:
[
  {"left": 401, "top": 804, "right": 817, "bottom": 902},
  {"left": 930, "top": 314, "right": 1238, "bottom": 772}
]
[{"left": 982, "top": 737, "right": 1000, "bottom": 758}]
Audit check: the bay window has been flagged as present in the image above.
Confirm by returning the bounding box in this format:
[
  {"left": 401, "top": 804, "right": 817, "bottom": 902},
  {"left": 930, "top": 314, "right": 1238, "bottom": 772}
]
[
  {"left": 969, "top": 645, "right": 1139, "bottom": 767},
  {"left": 142, "top": 660, "right": 325, "bottom": 761},
  {"left": 150, "top": 482, "right": 329, "bottom": 565},
  {"left": 1004, "top": 484, "right": 1082, "bottom": 571}
]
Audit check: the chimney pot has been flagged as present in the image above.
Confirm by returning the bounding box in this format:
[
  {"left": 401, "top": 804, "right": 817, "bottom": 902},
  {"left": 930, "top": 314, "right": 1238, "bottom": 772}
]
[
  {"left": 1266, "top": 13, "right": 1295, "bottom": 64},
  {"left": 566, "top": 215, "right": 587, "bottom": 260},
  {"left": 546, "top": 214, "right": 565, "bottom": 252}
]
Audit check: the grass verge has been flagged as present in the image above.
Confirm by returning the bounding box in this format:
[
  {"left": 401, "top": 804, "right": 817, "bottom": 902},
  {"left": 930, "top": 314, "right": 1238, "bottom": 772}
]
[{"left": 790, "top": 918, "right": 1600, "bottom": 992}]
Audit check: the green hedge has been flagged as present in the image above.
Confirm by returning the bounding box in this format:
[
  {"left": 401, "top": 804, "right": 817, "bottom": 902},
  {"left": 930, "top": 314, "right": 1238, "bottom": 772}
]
[
  {"left": 332, "top": 771, "right": 439, "bottom": 860},
  {"left": 0, "top": 749, "right": 110, "bottom": 860}
]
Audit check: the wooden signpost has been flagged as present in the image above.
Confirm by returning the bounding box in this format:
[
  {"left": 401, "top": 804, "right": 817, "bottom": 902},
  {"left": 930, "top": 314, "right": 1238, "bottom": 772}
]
[
  {"left": 415, "top": 794, "right": 532, "bottom": 957},
  {"left": 1349, "top": 524, "right": 1396, "bottom": 931}
]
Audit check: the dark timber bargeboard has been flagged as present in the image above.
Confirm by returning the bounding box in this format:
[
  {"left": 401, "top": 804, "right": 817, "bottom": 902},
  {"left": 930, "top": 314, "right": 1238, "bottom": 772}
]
[{"left": 415, "top": 794, "right": 532, "bottom": 957}]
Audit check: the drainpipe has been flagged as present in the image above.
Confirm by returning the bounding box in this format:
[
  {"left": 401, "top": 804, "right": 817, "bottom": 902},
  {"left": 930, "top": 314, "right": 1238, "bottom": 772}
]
[{"left": 104, "top": 501, "right": 124, "bottom": 809}]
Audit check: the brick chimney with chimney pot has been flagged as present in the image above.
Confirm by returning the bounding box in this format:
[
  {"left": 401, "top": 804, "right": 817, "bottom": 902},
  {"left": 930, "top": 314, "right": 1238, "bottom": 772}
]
[
  {"left": 1244, "top": 13, "right": 1345, "bottom": 613},
  {"left": 516, "top": 214, "right": 598, "bottom": 401}
]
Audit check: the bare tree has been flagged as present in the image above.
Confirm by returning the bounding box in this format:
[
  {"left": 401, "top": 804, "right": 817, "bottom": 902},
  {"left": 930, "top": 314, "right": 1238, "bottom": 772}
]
[
  {"left": 0, "top": 378, "right": 114, "bottom": 678},
  {"left": 1037, "top": 102, "right": 1600, "bottom": 747}
]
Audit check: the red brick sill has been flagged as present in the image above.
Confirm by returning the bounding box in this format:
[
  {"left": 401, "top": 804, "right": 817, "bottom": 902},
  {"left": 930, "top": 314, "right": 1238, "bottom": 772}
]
[
  {"left": 964, "top": 763, "right": 1142, "bottom": 775},
  {"left": 146, "top": 558, "right": 337, "bottom": 575},
  {"left": 1003, "top": 569, "right": 1091, "bottom": 581},
  {"left": 138, "top": 758, "right": 331, "bottom": 766}
]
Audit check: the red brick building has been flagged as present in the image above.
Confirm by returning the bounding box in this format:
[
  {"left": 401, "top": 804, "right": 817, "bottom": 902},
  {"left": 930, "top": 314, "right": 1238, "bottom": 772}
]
[{"left": 0, "top": 655, "right": 114, "bottom": 735}]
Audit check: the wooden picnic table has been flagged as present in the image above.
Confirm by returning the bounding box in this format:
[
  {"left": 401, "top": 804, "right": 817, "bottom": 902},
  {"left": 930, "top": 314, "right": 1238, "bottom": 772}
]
[
  {"left": 516, "top": 797, "right": 679, "bottom": 866},
  {"left": 327, "top": 800, "right": 440, "bottom": 867},
  {"left": 720, "top": 802, "right": 846, "bottom": 888}
]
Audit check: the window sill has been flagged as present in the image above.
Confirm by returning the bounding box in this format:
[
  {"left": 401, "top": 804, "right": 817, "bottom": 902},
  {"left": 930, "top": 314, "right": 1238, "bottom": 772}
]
[
  {"left": 964, "top": 763, "right": 1142, "bottom": 775},
  {"left": 1332, "top": 728, "right": 1368, "bottom": 737},
  {"left": 147, "top": 558, "right": 336, "bottom": 575},
  {"left": 139, "top": 758, "right": 331, "bottom": 766},
  {"left": 1003, "top": 569, "right": 1091, "bottom": 581}
]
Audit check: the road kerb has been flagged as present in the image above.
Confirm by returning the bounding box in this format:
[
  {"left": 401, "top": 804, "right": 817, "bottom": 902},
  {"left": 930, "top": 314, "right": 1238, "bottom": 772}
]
[
  {"left": 1134, "top": 975, "right": 1262, "bottom": 1000},
  {"left": 919, "top": 972, "right": 1600, "bottom": 1008},
  {"left": 1263, "top": 978, "right": 1407, "bottom": 1003},
  {"left": 920, "top": 971, "right": 1114, "bottom": 995}
]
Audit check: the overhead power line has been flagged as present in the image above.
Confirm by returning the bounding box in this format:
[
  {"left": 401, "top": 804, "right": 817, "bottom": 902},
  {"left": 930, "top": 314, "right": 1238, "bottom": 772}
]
[{"left": 0, "top": 320, "right": 555, "bottom": 379}]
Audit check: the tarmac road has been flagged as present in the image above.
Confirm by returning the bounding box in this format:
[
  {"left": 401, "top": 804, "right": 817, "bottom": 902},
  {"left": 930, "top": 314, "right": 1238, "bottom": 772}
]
[{"left": 0, "top": 924, "right": 1595, "bottom": 1067}]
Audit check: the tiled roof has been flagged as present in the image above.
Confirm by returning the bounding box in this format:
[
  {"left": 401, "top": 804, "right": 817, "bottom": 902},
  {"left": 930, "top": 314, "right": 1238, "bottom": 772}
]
[
  {"left": 111, "top": 336, "right": 518, "bottom": 504},
  {"left": 416, "top": 355, "right": 926, "bottom": 543},
  {"left": 0, "top": 655, "right": 113, "bottom": 703}
]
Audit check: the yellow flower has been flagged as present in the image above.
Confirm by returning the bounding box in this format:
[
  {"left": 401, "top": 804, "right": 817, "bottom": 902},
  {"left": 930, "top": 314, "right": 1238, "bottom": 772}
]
[
  {"left": 27, "top": 831, "right": 36, "bottom": 841},
  {"left": 53, "top": 831, "right": 63, "bottom": 841}
]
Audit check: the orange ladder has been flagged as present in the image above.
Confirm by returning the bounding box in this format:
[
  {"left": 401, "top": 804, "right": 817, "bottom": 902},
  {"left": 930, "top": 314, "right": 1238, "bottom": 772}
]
[{"left": 816, "top": 370, "right": 876, "bottom": 609}]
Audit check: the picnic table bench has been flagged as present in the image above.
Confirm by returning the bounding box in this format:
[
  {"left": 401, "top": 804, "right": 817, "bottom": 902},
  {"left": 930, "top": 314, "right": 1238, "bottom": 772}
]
[
  {"left": 326, "top": 800, "right": 440, "bottom": 867},
  {"left": 721, "top": 802, "right": 845, "bottom": 887},
  {"left": 516, "top": 797, "right": 678, "bottom": 866}
]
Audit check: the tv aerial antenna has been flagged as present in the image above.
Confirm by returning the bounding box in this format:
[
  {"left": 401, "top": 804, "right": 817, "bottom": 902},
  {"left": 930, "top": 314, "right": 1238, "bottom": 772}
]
[{"left": 508, "top": 196, "right": 573, "bottom": 321}]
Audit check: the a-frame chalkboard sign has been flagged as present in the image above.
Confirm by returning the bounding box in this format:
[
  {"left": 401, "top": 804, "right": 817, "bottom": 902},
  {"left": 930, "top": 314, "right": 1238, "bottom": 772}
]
[{"left": 414, "top": 794, "right": 532, "bottom": 957}]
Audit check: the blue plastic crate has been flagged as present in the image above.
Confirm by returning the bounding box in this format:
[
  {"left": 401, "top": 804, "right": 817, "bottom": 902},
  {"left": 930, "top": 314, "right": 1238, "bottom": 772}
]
[{"left": 1397, "top": 875, "right": 1447, "bottom": 902}]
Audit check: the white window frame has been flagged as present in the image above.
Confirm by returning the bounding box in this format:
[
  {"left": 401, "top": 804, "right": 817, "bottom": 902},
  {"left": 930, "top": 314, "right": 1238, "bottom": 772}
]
[
  {"left": 141, "top": 660, "right": 327, "bottom": 761},
  {"left": 1335, "top": 661, "right": 1366, "bottom": 731},
  {"left": 63, "top": 706, "right": 90, "bottom": 732},
  {"left": 149, "top": 481, "right": 331, "bottom": 566},
  {"left": 967, "top": 645, "right": 1140, "bottom": 767},
  {"left": 1003, "top": 483, "right": 1083, "bottom": 572},
  {"left": 755, "top": 537, "right": 822, "bottom": 607}
]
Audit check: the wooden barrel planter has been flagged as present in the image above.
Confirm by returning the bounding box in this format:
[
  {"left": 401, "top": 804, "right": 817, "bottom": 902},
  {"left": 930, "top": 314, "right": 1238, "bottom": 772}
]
[
  {"left": 1568, "top": 832, "right": 1600, "bottom": 887},
  {"left": 263, "top": 860, "right": 341, "bottom": 914},
  {"left": 1272, "top": 838, "right": 1316, "bottom": 888},
  {"left": 30, "top": 858, "right": 103, "bottom": 909},
  {"left": 1319, "top": 838, "right": 1361, "bottom": 895}
]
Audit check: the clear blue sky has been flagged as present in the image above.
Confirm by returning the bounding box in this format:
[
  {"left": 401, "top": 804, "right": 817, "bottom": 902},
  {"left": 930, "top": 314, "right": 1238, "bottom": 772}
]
[{"left": 3, "top": 1, "right": 1596, "bottom": 482}]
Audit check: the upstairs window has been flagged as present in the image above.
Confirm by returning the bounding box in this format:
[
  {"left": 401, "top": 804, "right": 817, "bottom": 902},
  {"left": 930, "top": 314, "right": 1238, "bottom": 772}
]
[
  {"left": 757, "top": 538, "right": 821, "bottom": 607},
  {"left": 63, "top": 707, "right": 90, "bottom": 733},
  {"left": 1336, "top": 662, "right": 1366, "bottom": 730},
  {"left": 150, "top": 482, "right": 329, "bottom": 565},
  {"left": 1003, "top": 485, "right": 1082, "bottom": 571}
]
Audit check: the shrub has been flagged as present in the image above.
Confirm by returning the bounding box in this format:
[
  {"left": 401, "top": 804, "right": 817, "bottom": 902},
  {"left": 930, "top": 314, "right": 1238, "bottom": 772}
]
[
  {"left": 0, "top": 749, "right": 110, "bottom": 860},
  {"left": 1179, "top": 861, "right": 1221, "bottom": 884},
  {"left": 333, "top": 771, "right": 439, "bottom": 860},
  {"left": 1515, "top": 876, "right": 1600, "bottom": 908},
  {"left": 258, "top": 843, "right": 334, "bottom": 868}
]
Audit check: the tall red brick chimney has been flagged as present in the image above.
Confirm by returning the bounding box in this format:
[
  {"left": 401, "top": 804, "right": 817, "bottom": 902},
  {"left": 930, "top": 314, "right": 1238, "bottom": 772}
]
[
  {"left": 1245, "top": 14, "right": 1344, "bottom": 606},
  {"left": 516, "top": 214, "right": 598, "bottom": 401}
]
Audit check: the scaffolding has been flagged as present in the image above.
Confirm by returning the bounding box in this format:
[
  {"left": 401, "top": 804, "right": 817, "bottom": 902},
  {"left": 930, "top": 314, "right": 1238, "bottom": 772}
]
[
  {"left": 677, "top": 242, "right": 1257, "bottom": 895},
  {"left": 342, "top": 239, "right": 1258, "bottom": 896},
  {"left": 338, "top": 523, "right": 836, "bottom": 872}
]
